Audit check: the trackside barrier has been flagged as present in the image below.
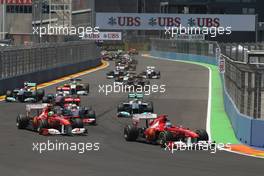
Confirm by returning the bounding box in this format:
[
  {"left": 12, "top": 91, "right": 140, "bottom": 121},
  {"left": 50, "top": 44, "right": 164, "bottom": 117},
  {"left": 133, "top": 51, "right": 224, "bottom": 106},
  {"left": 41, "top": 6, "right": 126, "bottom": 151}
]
[
  {"left": 0, "top": 41, "right": 101, "bottom": 95},
  {"left": 0, "top": 59, "right": 101, "bottom": 95},
  {"left": 149, "top": 50, "right": 217, "bottom": 65},
  {"left": 150, "top": 49, "right": 264, "bottom": 148}
]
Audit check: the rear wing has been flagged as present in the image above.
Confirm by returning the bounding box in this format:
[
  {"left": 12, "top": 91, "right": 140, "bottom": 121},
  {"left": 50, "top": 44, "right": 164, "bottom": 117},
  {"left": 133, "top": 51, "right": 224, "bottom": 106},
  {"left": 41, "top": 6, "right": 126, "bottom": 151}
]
[
  {"left": 24, "top": 82, "right": 37, "bottom": 87},
  {"left": 26, "top": 104, "right": 48, "bottom": 111},
  {"left": 70, "top": 78, "right": 82, "bottom": 82},
  {"left": 132, "top": 113, "right": 157, "bottom": 120},
  {"left": 128, "top": 93, "right": 144, "bottom": 99},
  {"left": 147, "top": 66, "right": 155, "bottom": 69},
  {"left": 64, "top": 97, "right": 81, "bottom": 103}
]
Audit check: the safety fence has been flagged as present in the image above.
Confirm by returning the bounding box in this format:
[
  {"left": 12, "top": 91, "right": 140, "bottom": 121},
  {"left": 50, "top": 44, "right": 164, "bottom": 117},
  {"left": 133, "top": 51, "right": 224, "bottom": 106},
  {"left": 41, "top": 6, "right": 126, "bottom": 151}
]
[
  {"left": 0, "top": 41, "right": 100, "bottom": 79},
  {"left": 220, "top": 43, "right": 264, "bottom": 119},
  {"left": 0, "top": 41, "right": 101, "bottom": 95},
  {"left": 220, "top": 43, "right": 264, "bottom": 62},
  {"left": 150, "top": 38, "right": 219, "bottom": 66},
  {"left": 150, "top": 38, "right": 264, "bottom": 147}
]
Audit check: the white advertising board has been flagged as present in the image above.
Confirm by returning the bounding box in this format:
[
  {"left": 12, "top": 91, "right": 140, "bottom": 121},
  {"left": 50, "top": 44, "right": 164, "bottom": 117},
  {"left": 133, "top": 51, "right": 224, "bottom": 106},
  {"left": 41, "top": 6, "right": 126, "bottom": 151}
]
[
  {"left": 96, "top": 13, "right": 255, "bottom": 31},
  {"left": 83, "top": 32, "right": 122, "bottom": 40}
]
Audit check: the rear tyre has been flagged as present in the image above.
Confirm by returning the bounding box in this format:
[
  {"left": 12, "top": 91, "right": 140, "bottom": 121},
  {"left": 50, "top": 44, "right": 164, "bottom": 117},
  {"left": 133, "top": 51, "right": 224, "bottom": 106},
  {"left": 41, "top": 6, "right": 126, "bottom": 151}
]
[
  {"left": 156, "top": 71, "right": 161, "bottom": 79},
  {"left": 85, "top": 84, "right": 90, "bottom": 93},
  {"left": 88, "top": 110, "right": 96, "bottom": 125},
  {"left": 117, "top": 104, "right": 124, "bottom": 112},
  {"left": 42, "top": 96, "right": 49, "bottom": 103},
  {"left": 36, "top": 89, "right": 45, "bottom": 100},
  {"left": 5, "top": 90, "right": 13, "bottom": 101},
  {"left": 146, "top": 101, "right": 154, "bottom": 113},
  {"left": 6, "top": 90, "right": 12, "bottom": 97},
  {"left": 196, "top": 129, "right": 209, "bottom": 141},
  {"left": 65, "top": 125, "right": 73, "bottom": 136},
  {"left": 16, "top": 114, "right": 29, "bottom": 129},
  {"left": 124, "top": 125, "right": 139, "bottom": 141},
  {"left": 88, "top": 110, "right": 96, "bottom": 118},
  {"left": 71, "top": 118, "right": 84, "bottom": 128}
]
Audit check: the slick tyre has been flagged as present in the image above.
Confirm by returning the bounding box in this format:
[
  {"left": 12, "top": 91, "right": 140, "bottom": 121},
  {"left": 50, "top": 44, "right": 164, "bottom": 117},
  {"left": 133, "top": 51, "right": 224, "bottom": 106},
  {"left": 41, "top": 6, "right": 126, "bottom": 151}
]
[
  {"left": 124, "top": 125, "right": 139, "bottom": 141},
  {"left": 88, "top": 110, "right": 96, "bottom": 125},
  {"left": 196, "top": 129, "right": 209, "bottom": 141},
  {"left": 65, "top": 125, "right": 73, "bottom": 136},
  {"left": 88, "top": 110, "right": 96, "bottom": 119},
  {"left": 6, "top": 90, "right": 12, "bottom": 97},
  {"left": 16, "top": 114, "right": 29, "bottom": 129},
  {"left": 117, "top": 104, "right": 124, "bottom": 112},
  {"left": 146, "top": 101, "right": 154, "bottom": 113},
  {"left": 85, "top": 84, "right": 90, "bottom": 93},
  {"left": 5, "top": 90, "right": 14, "bottom": 102},
  {"left": 71, "top": 118, "right": 84, "bottom": 128},
  {"left": 42, "top": 96, "right": 49, "bottom": 103},
  {"left": 36, "top": 89, "right": 45, "bottom": 100}
]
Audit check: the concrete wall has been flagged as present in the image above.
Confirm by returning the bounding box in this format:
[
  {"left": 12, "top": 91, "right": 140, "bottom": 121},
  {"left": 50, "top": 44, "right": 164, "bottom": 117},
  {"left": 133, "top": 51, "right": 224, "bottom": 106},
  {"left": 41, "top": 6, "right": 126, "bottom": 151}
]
[{"left": 0, "top": 58, "right": 101, "bottom": 95}]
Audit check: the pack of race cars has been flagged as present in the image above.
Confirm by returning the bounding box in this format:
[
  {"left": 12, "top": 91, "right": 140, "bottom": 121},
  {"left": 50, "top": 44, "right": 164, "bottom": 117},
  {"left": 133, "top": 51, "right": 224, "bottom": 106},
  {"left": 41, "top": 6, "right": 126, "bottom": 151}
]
[
  {"left": 5, "top": 79, "right": 95, "bottom": 136},
  {"left": 103, "top": 49, "right": 209, "bottom": 148},
  {"left": 5, "top": 48, "right": 209, "bottom": 149},
  {"left": 105, "top": 49, "right": 160, "bottom": 92}
]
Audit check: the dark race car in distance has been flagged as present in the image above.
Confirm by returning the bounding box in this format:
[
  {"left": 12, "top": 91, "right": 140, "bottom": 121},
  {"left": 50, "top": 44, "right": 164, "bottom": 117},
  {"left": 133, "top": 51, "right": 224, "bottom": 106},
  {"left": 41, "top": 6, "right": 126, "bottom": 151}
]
[
  {"left": 5, "top": 82, "right": 45, "bottom": 103},
  {"left": 140, "top": 66, "right": 161, "bottom": 79},
  {"left": 106, "top": 69, "right": 127, "bottom": 79},
  {"left": 117, "top": 93, "right": 153, "bottom": 117}
]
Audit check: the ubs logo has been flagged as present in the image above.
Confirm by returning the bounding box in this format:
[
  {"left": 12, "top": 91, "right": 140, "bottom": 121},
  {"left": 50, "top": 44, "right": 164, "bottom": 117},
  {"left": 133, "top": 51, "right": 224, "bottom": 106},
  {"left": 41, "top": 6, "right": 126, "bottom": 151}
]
[
  {"left": 108, "top": 16, "right": 141, "bottom": 26},
  {"left": 188, "top": 18, "right": 220, "bottom": 27}
]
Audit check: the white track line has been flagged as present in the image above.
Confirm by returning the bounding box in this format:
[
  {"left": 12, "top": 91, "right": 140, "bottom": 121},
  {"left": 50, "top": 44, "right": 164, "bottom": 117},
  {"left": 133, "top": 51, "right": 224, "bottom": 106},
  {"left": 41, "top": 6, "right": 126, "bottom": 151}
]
[
  {"left": 143, "top": 54, "right": 264, "bottom": 159},
  {"left": 143, "top": 54, "right": 212, "bottom": 140}
]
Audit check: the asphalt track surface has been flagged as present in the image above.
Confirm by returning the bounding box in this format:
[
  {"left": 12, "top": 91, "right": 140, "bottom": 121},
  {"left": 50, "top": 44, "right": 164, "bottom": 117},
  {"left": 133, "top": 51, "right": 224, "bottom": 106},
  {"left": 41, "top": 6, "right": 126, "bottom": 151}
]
[{"left": 0, "top": 55, "right": 263, "bottom": 176}]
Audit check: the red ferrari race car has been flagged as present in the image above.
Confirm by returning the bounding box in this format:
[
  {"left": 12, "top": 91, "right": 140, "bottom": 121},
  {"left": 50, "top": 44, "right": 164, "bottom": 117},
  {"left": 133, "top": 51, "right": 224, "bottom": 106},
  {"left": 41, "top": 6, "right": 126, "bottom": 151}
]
[
  {"left": 16, "top": 104, "right": 87, "bottom": 136},
  {"left": 123, "top": 114, "right": 209, "bottom": 147}
]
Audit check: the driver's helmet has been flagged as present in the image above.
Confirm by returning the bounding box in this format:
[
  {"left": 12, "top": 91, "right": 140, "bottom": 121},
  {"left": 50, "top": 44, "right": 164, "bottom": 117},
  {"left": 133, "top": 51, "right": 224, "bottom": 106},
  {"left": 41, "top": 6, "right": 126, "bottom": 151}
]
[
  {"left": 24, "top": 85, "right": 30, "bottom": 91},
  {"left": 47, "top": 104, "right": 53, "bottom": 111},
  {"left": 71, "top": 104, "right": 78, "bottom": 110},
  {"left": 57, "top": 92, "right": 63, "bottom": 96},
  {"left": 165, "top": 121, "right": 172, "bottom": 128},
  {"left": 48, "top": 111, "right": 54, "bottom": 117},
  {"left": 146, "top": 128, "right": 156, "bottom": 141}
]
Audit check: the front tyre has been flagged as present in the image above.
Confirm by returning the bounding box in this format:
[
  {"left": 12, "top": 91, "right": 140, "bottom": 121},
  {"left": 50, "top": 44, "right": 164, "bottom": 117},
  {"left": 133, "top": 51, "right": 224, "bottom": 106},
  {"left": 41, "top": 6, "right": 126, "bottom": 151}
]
[
  {"left": 16, "top": 115, "right": 29, "bottom": 129},
  {"left": 71, "top": 118, "right": 84, "bottom": 128},
  {"left": 196, "top": 129, "right": 209, "bottom": 141}
]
